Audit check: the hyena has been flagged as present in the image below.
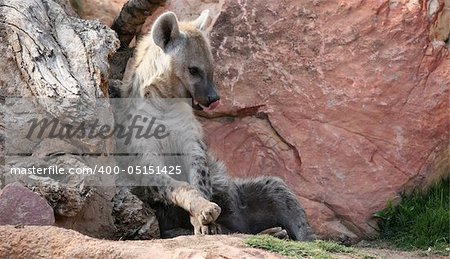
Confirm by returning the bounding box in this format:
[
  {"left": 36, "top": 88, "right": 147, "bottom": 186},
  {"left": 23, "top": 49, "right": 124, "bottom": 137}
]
[{"left": 115, "top": 10, "right": 314, "bottom": 240}]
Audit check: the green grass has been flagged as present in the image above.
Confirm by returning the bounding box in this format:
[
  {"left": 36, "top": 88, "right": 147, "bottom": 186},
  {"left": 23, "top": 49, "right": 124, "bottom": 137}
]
[
  {"left": 245, "top": 178, "right": 449, "bottom": 258},
  {"left": 375, "top": 177, "right": 449, "bottom": 254},
  {"left": 245, "top": 235, "right": 374, "bottom": 259}
]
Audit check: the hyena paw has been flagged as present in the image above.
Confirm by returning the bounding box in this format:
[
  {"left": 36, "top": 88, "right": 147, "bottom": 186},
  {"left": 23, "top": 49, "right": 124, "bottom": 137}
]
[
  {"left": 200, "top": 201, "right": 221, "bottom": 224},
  {"left": 191, "top": 200, "right": 221, "bottom": 225},
  {"left": 190, "top": 218, "right": 222, "bottom": 235},
  {"left": 189, "top": 201, "right": 221, "bottom": 235},
  {"left": 258, "top": 227, "right": 289, "bottom": 240}
]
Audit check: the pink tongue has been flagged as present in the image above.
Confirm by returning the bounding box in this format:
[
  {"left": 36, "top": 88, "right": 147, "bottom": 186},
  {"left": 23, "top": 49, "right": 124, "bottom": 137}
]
[{"left": 207, "top": 100, "right": 220, "bottom": 110}]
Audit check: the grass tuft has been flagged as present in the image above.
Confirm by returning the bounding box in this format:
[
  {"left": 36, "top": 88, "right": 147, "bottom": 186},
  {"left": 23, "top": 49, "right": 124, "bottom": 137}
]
[
  {"left": 375, "top": 177, "right": 449, "bottom": 254},
  {"left": 245, "top": 235, "right": 374, "bottom": 259}
]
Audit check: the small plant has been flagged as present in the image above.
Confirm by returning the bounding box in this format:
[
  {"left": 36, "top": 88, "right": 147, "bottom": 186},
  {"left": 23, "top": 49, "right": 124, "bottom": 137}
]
[
  {"left": 245, "top": 235, "right": 374, "bottom": 259},
  {"left": 375, "top": 177, "right": 449, "bottom": 254}
]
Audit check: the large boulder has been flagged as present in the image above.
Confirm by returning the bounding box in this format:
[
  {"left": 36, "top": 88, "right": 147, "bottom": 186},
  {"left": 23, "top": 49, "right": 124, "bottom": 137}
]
[{"left": 202, "top": 0, "right": 449, "bottom": 240}]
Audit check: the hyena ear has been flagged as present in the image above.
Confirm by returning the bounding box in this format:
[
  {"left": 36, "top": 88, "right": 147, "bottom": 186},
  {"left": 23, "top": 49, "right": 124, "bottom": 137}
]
[
  {"left": 192, "top": 10, "right": 211, "bottom": 31},
  {"left": 151, "top": 12, "right": 180, "bottom": 50}
]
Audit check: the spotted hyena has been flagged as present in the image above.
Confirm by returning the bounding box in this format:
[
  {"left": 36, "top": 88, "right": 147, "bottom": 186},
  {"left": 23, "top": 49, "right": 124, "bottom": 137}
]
[{"left": 115, "top": 10, "right": 314, "bottom": 240}]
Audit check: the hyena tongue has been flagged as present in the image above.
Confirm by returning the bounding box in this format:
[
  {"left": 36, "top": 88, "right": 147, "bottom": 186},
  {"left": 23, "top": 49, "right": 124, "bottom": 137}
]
[{"left": 207, "top": 100, "right": 220, "bottom": 110}]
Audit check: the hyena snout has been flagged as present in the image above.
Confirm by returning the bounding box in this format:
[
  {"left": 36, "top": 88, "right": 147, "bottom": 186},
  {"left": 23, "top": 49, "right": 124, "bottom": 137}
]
[
  {"left": 206, "top": 91, "right": 220, "bottom": 106},
  {"left": 195, "top": 81, "right": 220, "bottom": 110},
  {"left": 203, "top": 88, "right": 220, "bottom": 109}
]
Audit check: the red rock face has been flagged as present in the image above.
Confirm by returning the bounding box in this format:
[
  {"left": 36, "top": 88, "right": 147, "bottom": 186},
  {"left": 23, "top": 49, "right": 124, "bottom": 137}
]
[{"left": 200, "top": 0, "right": 449, "bottom": 240}]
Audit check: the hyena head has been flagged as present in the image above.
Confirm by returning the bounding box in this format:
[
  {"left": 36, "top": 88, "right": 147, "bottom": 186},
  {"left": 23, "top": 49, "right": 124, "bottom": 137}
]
[{"left": 151, "top": 10, "right": 220, "bottom": 110}]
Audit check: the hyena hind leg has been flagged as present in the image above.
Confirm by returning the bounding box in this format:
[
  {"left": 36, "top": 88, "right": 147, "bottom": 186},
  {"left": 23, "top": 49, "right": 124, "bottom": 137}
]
[{"left": 226, "top": 177, "right": 315, "bottom": 241}]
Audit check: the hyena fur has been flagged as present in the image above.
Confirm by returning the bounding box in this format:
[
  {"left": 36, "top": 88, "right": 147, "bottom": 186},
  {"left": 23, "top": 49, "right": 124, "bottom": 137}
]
[{"left": 115, "top": 10, "right": 314, "bottom": 241}]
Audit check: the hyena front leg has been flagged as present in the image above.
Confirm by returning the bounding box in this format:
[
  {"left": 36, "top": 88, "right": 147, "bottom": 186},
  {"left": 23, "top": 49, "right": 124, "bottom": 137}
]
[
  {"left": 170, "top": 185, "right": 221, "bottom": 235},
  {"left": 144, "top": 174, "right": 221, "bottom": 235},
  {"left": 187, "top": 141, "right": 221, "bottom": 234},
  {"left": 190, "top": 157, "right": 213, "bottom": 198}
]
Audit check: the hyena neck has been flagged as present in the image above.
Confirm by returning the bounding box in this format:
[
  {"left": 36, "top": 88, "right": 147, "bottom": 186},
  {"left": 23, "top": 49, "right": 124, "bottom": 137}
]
[{"left": 142, "top": 76, "right": 186, "bottom": 99}]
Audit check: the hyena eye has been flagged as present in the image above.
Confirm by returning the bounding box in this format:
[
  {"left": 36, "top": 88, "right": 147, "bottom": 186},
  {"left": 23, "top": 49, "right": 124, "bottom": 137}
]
[{"left": 188, "top": 67, "right": 200, "bottom": 76}]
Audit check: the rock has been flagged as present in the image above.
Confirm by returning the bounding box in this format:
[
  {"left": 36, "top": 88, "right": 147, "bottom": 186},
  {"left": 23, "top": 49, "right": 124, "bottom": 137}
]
[
  {"left": 0, "top": 225, "right": 283, "bottom": 258},
  {"left": 0, "top": 0, "right": 125, "bottom": 240},
  {"left": 202, "top": 0, "right": 450, "bottom": 240},
  {"left": 0, "top": 183, "right": 55, "bottom": 226},
  {"left": 54, "top": 186, "right": 118, "bottom": 239},
  {"left": 84, "top": 0, "right": 129, "bottom": 26},
  {"left": 111, "top": 187, "right": 160, "bottom": 240}
]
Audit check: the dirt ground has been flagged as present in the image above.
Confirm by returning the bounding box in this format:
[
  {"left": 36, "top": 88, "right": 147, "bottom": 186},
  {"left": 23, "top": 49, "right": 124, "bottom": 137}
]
[
  {"left": 355, "top": 240, "right": 449, "bottom": 259},
  {"left": 1, "top": 225, "right": 447, "bottom": 259}
]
